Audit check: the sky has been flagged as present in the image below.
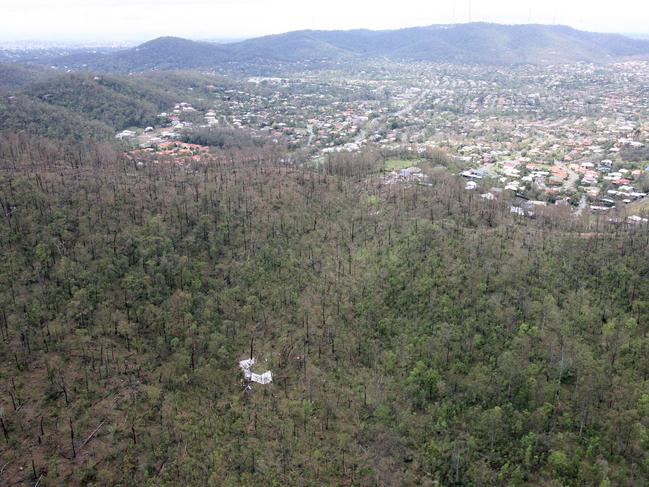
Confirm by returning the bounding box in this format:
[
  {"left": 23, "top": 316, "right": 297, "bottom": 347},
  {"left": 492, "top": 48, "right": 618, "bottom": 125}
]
[{"left": 3, "top": 0, "right": 648, "bottom": 44}]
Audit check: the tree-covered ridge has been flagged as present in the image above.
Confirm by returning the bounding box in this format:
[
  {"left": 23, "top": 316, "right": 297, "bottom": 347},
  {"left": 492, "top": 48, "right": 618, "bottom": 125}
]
[
  {"left": 0, "top": 133, "right": 648, "bottom": 486},
  {"left": 0, "top": 63, "right": 60, "bottom": 90},
  {"left": 0, "top": 71, "right": 225, "bottom": 141},
  {"left": 23, "top": 74, "right": 171, "bottom": 130},
  {"left": 0, "top": 95, "right": 115, "bottom": 141}
]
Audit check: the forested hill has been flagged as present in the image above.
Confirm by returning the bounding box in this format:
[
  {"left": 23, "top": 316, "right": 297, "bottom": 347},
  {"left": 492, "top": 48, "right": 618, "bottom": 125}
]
[
  {"left": 0, "top": 71, "right": 216, "bottom": 140},
  {"left": 0, "top": 63, "right": 61, "bottom": 90},
  {"left": 1, "top": 136, "right": 649, "bottom": 485},
  {"left": 56, "top": 37, "right": 233, "bottom": 72},
  {"left": 39, "top": 23, "right": 649, "bottom": 71}
]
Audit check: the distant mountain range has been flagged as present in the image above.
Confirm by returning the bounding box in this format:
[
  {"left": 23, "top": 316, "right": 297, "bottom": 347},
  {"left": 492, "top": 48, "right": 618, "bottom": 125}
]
[{"left": 26, "top": 23, "right": 649, "bottom": 72}]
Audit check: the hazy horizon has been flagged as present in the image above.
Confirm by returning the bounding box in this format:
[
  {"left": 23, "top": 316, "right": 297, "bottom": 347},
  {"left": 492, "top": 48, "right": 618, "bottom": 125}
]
[{"left": 3, "top": 0, "right": 649, "bottom": 45}]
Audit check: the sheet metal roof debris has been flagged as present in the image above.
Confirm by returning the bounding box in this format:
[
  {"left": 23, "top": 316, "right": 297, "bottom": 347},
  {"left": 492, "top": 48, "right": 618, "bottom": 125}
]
[{"left": 239, "top": 358, "right": 273, "bottom": 385}]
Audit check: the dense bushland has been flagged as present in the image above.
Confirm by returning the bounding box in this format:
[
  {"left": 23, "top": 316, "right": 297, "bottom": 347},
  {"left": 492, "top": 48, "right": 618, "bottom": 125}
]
[{"left": 1, "top": 133, "right": 648, "bottom": 486}]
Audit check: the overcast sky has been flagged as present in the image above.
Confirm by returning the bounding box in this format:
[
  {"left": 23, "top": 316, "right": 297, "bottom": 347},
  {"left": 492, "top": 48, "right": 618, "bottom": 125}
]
[{"left": 3, "top": 0, "right": 648, "bottom": 44}]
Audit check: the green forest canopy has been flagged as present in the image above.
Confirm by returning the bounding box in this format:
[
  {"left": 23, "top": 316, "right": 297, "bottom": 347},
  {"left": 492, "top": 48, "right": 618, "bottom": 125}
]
[{"left": 0, "top": 132, "right": 649, "bottom": 486}]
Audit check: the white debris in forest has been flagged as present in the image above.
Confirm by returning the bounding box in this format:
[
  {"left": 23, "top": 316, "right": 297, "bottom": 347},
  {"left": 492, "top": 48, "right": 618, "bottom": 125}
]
[{"left": 239, "top": 358, "right": 273, "bottom": 385}]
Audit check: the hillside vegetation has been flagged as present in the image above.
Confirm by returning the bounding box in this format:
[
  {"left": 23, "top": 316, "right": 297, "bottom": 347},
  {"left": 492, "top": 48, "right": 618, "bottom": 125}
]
[
  {"left": 0, "top": 95, "right": 114, "bottom": 140},
  {"left": 0, "top": 71, "right": 222, "bottom": 140},
  {"left": 1, "top": 134, "right": 649, "bottom": 486},
  {"left": 0, "top": 63, "right": 61, "bottom": 90}
]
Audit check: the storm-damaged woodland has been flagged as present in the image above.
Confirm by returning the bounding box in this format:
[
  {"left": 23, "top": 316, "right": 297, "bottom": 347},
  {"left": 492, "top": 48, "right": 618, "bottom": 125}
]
[{"left": 1, "top": 131, "right": 649, "bottom": 486}]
